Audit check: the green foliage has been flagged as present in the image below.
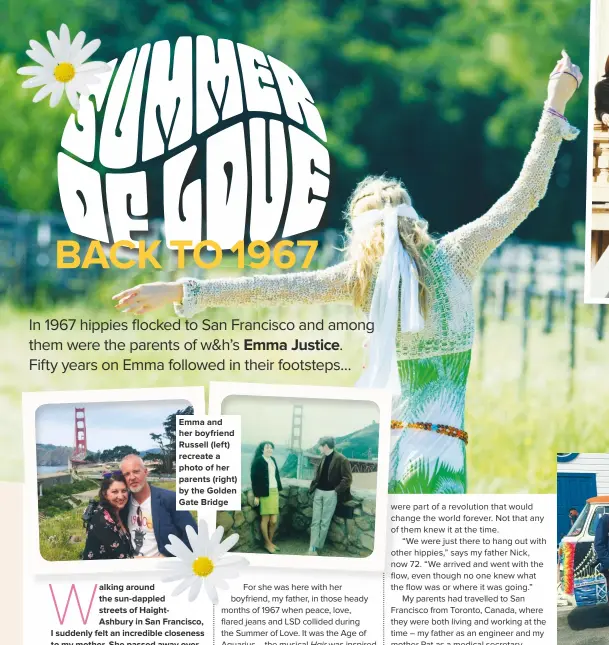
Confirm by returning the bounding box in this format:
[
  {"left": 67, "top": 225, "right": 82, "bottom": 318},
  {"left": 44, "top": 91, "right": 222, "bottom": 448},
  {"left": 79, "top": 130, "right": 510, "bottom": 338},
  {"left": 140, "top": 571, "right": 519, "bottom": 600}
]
[
  {"left": 39, "top": 507, "right": 87, "bottom": 561},
  {"left": 0, "top": 55, "right": 72, "bottom": 210},
  {"left": 45, "top": 478, "right": 97, "bottom": 496},
  {"left": 38, "top": 478, "right": 98, "bottom": 517},
  {"left": 86, "top": 445, "right": 140, "bottom": 462},
  {"left": 0, "top": 0, "right": 590, "bottom": 241},
  {"left": 151, "top": 405, "right": 194, "bottom": 472},
  {"left": 389, "top": 459, "right": 466, "bottom": 494}
]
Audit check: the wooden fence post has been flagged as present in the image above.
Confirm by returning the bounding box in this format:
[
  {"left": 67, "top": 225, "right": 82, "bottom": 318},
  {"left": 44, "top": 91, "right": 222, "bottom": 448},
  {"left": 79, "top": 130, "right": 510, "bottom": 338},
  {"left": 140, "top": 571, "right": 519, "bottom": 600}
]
[
  {"left": 567, "top": 290, "right": 577, "bottom": 400},
  {"left": 596, "top": 305, "right": 607, "bottom": 341},
  {"left": 477, "top": 274, "right": 489, "bottom": 373},
  {"left": 520, "top": 284, "right": 533, "bottom": 392},
  {"left": 543, "top": 289, "right": 555, "bottom": 334},
  {"left": 528, "top": 246, "right": 538, "bottom": 289},
  {"left": 499, "top": 279, "right": 510, "bottom": 321}
]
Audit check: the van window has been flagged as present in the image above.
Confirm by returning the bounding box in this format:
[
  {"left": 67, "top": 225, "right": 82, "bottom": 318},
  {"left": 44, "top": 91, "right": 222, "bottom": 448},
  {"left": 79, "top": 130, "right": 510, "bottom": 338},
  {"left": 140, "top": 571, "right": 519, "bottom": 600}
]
[{"left": 589, "top": 506, "right": 609, "bottom": 536}]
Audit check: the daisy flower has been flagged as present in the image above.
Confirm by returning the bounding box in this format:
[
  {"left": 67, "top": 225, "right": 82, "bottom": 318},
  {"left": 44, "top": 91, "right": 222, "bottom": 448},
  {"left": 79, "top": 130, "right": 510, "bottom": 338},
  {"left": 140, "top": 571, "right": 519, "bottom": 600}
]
[
  {"left": 163, "top": 522, "right": 248, "bottom": 604},
  {"left": 17, "top": 24, "right": 111, "bottom": 110}
]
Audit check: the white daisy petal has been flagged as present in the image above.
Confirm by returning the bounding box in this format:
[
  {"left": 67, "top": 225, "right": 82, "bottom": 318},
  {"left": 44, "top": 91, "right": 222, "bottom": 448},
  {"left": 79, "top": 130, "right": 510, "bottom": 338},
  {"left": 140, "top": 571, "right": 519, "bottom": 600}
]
[
  {"left": 27, "top": 40, "right": 56, "bottom": 67},
  {"left": 49, "top": 83, "right": 65, "bottom": 107},
  {"left": 17, "top": 66, "right": 45, "bottom": 76},
  {"left": 204, "top": 578, "right": 219, "bottom": 604},
  {"left": 22, "top": 74, "right": 53, "bottom": 89},
  {"left": 188, "top": 577, "right": 203, "bottom": 602},
  {"left": 32, "top": 83, "right": 56, "bottom": 103},
  {"left": 70, "top": 31, "right": 86, "bottom": 58},
  {"left": 185, "top": 523, "right": 208, "bottom": 556},
  {"left": 73, "top": 39, "right": 101, "bottom": 66},
  {"left": 171, "top": 576, "right": 195, "bottom": 597},
  {"left": 163, "top": 569, "right": 193, "bottom": 583},
  {"left": 209, "top": 525, "right": 225, "bottom": 551},
  {"left": 165, "top": 539, "right": 196, "bottom": 562},
  {"left": 66, "top": 84, "right": 80, "bottom": 110},
  {"left": 185, "top": 525, "right": 200, "bottom": 554},
  {"left": 215, "top": 555, "right": 249, "bottom": 568},
  {"left": 59, "top": 24, "right": 71, "bottom": 59},
  {"left": 212, "top": 532, "right": 239, "bottom": 558},
  {"left": 73, "top": 72, "right": 102, "bottom": 87},
  {"left": 69, "top": 79, "right": 90, "bottom": 98},
  {"left": 46, "top": 29, "right": 63, "bottom": 60},
  {"left": 158, "top": 520, "right": 248, "bottom": 605},
  {"left": 212, "top": 566, "right": 242, "bottom": 580},
  {"left": 75, "top": 61, "right": 111, "bottom": 74}
]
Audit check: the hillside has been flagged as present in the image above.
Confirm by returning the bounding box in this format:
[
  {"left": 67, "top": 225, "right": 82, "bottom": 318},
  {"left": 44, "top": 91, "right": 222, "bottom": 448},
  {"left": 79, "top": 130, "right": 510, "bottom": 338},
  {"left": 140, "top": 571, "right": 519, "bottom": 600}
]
[
  {"left": 331, "top": 422, "right": 379, "bottom": 460},
  {"left": 36, "top": 443, "right": 72, "bottom": 467},
  {"left": 280, "top": 422, "right": 379, "bottom": 478}
]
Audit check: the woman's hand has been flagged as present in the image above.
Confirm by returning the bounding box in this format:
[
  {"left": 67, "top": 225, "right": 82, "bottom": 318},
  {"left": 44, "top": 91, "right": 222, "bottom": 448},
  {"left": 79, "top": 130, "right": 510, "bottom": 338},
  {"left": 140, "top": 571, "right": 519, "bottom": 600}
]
[
  {"left": 602, "top": 114, "right": 609, "bottom": 128},
  {"left": 112, "top": 281, "right": 183, "bottom": 314},
  {"left": 547, "top": 50, "right": 582, "bottom": 115},
  {"left": 254, "top": 497, "right": 260, "bottom": 507}
]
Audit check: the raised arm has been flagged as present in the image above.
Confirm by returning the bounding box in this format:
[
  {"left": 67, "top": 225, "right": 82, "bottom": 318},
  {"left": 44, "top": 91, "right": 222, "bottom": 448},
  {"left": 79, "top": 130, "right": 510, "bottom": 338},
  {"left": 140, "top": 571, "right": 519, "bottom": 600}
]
[
  {"left": 442, "top": 52, "right": 581, "bottom": 279},
  {"left": 113, "top": 261, "right": 355, "bottom": 317}
]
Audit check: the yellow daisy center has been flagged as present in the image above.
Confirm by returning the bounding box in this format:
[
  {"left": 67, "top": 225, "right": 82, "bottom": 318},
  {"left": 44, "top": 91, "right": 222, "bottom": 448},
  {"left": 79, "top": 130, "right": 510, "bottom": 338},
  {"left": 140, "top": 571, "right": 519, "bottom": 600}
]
[
  {"left": 192, "top": 556, "right": 214, "bottom": 577},
  {"left": 54, "top": 62, "right": 76, "bottom": 83}
]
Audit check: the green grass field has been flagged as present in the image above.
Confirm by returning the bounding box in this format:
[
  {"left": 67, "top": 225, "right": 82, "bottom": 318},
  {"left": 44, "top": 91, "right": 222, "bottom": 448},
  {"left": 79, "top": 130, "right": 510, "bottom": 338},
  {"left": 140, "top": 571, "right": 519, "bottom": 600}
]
[{"left": 4, "top": 297, "right": 609, "bottom": 494}]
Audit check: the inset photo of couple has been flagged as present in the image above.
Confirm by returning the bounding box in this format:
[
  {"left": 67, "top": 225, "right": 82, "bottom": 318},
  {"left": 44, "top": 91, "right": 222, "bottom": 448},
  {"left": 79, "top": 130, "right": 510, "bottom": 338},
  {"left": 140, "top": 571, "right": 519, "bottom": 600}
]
[
  {"left": 33, "top": 392, "right": 199, "bottom": 563},
  {"left": 215, "top": 386, "right": 389, "bottom": 562}
]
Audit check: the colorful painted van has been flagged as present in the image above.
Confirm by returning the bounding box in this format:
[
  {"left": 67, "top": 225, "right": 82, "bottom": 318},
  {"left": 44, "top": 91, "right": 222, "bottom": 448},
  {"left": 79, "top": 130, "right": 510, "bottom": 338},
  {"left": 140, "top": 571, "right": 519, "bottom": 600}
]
[{"left": 559, "top": 495, "right": 609, "bottom": 606}]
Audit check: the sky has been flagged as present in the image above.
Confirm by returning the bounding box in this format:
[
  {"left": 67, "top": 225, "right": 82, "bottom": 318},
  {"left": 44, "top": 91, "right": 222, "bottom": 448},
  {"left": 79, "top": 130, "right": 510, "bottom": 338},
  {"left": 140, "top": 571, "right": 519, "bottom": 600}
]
[
  {"left": 221, "top": 395, "right": 379, "bottom": 447},
  {"left": 36, "top": 399, "right": 192, "bottom": 452}
]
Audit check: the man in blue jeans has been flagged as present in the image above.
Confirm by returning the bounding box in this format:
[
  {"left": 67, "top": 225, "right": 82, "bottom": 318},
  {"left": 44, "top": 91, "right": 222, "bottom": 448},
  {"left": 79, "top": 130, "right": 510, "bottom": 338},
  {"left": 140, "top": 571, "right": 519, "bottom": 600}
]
[
  {"left": 119, "top": 454, "right": 197, "bottom": 557},
  {"left": 307, "top": 437, "right": 352, "bottom": 556}
]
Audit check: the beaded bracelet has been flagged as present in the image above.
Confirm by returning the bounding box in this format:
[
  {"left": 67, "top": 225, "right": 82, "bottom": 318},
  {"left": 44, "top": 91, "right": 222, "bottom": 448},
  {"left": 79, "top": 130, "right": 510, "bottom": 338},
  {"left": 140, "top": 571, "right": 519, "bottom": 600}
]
[{"left": 391, "top": 419, "right": 469, "bottom": 445}]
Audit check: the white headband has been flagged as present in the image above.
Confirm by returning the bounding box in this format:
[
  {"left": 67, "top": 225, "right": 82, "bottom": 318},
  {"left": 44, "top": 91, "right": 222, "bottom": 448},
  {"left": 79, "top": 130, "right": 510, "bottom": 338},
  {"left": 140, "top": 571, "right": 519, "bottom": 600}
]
[{"left": 353, "top": 204, "right": 425, "bottom": 397}]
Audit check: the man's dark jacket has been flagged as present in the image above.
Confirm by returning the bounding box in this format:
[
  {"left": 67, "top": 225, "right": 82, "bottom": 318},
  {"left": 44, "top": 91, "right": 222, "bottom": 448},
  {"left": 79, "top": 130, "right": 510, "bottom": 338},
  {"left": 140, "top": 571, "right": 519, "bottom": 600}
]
[
  {"left": 120, "top": 485, "right": 197, "bottom": 557},
  {"left": 309, "top": 451, "right": 353, "bottom": 502}
]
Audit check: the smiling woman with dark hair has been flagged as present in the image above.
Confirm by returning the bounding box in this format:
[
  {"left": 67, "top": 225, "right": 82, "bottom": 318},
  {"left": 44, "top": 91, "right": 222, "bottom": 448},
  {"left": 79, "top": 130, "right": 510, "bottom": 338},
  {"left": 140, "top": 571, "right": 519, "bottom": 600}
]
[
  {"left": 82, "top": 473, "right": 134, "bottom": 560},
  {"left": 250, "top": 441, "right": 282, "bottom": 554}
]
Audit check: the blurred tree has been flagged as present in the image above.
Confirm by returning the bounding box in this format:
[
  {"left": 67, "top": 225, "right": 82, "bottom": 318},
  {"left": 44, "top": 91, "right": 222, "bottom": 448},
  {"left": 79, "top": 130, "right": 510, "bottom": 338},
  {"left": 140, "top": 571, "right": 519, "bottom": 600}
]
[
  {"left": 99, "top": 445, "right": 139, "bottom": 461},
  {"left": 162, "top": 404, "right": 194, "bottom": 468},
  {"left": 0, "top": 0, "right": 591, "bottom": 242},
  {"left": 0, "top": 55, "right": 72, "bottom": 210}
]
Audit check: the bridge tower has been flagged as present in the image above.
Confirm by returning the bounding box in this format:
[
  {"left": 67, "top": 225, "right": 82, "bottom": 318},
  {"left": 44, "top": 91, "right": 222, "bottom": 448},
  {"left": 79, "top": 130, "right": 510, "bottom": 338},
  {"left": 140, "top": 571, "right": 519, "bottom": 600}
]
[
  {"left": 290, "top": 405, "right": 304, "bottom": 479},
  {"left": 71, "top": 407, "right": 88, "bottom": 466}
]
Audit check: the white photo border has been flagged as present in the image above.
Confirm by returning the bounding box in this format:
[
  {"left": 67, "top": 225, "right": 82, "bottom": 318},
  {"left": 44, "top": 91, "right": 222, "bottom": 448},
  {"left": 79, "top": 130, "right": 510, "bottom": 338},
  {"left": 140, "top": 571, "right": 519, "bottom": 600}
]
[
  {"left": 23, "top": 386, "right": 205, "bottom": 577},
  {"left": 585, "top": 0, "right": 607, "bottom": 302},
  {"left": 208, "top": 380, "right": 392, "bottom": 573}
]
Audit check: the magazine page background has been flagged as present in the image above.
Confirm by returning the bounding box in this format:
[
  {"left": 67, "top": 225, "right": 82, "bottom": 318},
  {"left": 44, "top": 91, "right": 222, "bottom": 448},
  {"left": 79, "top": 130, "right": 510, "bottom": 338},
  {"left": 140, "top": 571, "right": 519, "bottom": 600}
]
[
  {"left": 1, "top": 482, "right": 23, "bottom": 642},
  {"left": 0, "top": 1, "right": 597, "bottom": 496},
  {"left": 0, "top": 1, "right": 599, "bottom": 643}
]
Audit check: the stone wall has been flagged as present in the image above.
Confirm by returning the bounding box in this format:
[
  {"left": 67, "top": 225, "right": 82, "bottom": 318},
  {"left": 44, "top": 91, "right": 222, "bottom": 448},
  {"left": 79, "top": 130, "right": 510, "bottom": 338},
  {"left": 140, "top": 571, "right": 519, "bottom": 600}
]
[
  {"left": 217, "top": 478, "right": 376, "bottom": 557},
  {"left": 38, "top": 473, "right": 72, "bottom": 493}
]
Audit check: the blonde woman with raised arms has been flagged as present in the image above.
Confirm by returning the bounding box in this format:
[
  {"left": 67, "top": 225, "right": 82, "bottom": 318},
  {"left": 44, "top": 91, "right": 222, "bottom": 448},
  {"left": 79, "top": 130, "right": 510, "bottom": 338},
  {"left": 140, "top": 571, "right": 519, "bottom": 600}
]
[{"left": 114, "top": 52, "right": 581, "bottom": 494}]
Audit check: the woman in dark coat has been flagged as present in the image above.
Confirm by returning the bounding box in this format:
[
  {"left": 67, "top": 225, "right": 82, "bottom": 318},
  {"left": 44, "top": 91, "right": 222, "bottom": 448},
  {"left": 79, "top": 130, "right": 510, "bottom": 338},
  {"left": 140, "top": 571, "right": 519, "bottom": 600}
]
[
  {"left": 250, "top": 441, "right": 282, "bottom": 554},
  {"left": 595, "top": 56, "right": 609, "bottom": 126},
  {"left": 83, "top": 473, "right": 134, "bottom": 560}
]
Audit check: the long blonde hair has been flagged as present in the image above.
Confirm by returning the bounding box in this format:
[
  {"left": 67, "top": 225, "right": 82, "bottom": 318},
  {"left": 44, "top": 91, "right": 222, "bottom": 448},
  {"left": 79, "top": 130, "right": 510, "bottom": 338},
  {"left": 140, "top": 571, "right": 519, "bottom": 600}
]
[{"left": 344, "top": 175, "right": 434, "bottom": 317}]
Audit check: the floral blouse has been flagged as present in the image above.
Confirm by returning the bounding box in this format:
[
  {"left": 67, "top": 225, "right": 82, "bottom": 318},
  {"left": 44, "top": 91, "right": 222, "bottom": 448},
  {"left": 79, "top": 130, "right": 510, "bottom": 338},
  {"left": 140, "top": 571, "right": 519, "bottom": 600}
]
[{"left": 83, "top": 505, "right": 134, "bottom": 560}]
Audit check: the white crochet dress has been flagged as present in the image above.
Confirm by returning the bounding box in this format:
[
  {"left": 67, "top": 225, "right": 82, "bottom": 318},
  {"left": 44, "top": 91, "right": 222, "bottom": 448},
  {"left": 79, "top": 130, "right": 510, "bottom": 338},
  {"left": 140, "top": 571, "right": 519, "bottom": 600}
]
[{"left": 175, "top": 111, "right": 578, "bottom": 494}]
